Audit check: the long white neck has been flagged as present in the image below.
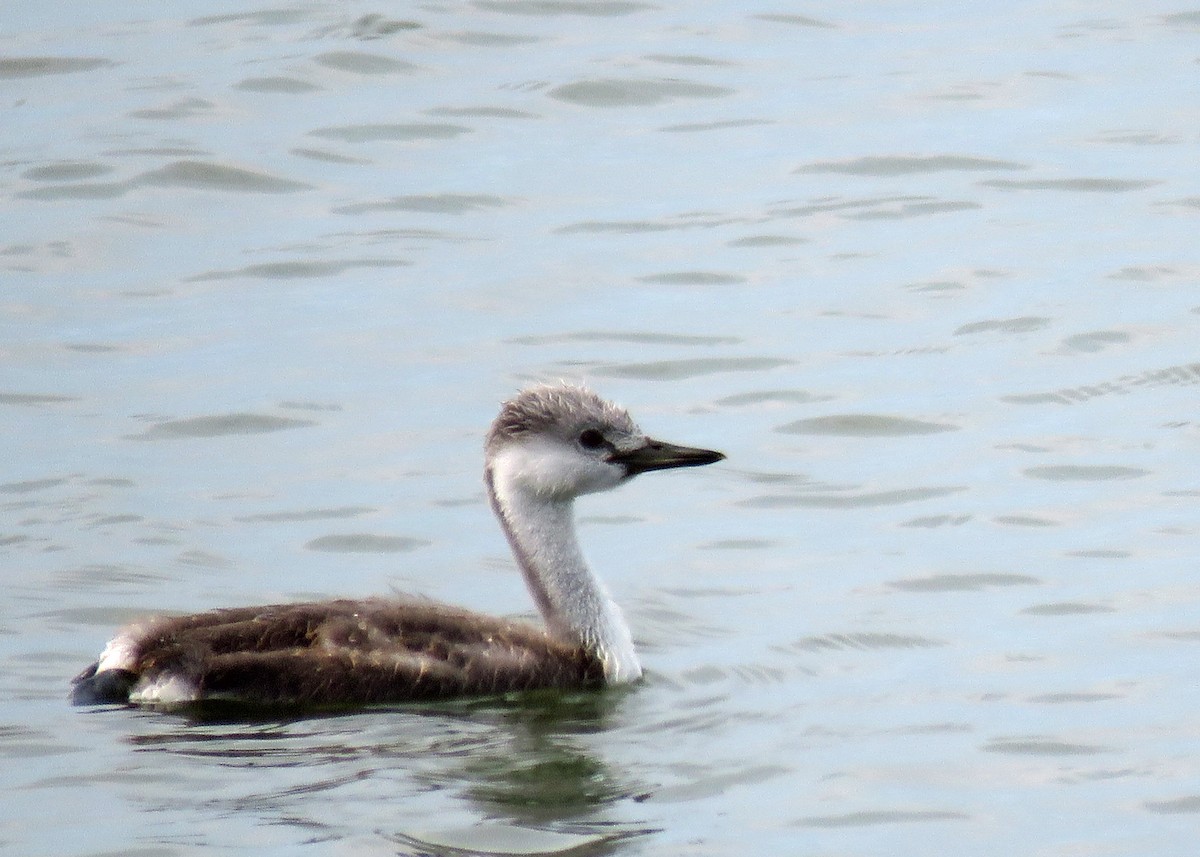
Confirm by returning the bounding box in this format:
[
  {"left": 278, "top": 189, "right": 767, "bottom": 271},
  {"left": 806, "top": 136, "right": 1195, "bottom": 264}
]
[{"left": 485, "top": 454, "right": 642, "bottom": 684}]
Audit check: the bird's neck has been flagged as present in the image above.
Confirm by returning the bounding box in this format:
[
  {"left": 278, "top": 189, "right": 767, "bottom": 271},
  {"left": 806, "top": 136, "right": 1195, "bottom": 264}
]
[{"left": 485, "top": 460, "right": 642, "bottom": 684}]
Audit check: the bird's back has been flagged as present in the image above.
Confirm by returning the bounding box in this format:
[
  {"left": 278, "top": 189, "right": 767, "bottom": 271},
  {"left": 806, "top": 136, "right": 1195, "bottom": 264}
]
[{"left": 71, "top": 597, "right": 606, "bottom": 708}]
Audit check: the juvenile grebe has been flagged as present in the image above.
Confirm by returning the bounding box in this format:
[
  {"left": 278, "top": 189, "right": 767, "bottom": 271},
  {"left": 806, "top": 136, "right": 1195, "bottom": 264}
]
[{"left": 72, "top": 383, "right": 723, "bottom": 708}]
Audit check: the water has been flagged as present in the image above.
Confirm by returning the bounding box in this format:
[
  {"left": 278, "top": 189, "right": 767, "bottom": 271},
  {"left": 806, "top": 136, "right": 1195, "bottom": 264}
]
[{"left": 4, "top": 2, "right": 1200, "bottom": 854}]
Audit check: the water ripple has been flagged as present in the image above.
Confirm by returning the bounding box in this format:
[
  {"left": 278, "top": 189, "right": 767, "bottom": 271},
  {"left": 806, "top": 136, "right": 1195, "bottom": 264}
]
[
  {"left": 305, "top": 534, "right": 430, "bottom": 553},
  {"left": 548, "top": 78, "right": 733, "bottom": 107},
  {"left": 979, "top": 177, "right": 1159, "bottom": 192},
  {"left": 308, "top": 123, "right": 471, "bottom": 143},
  {"left": 0, "top": 56, "right": 114, "bottom": 79},
  {"left": 740, "top": 485, "right": 965, "bottom": 509},
  {"left": 888, "top": 573, "right": 1039, "bottom": 592},
  {"left": 795, "top": 155, "right": 1026, "bottom": 175},
  {"left": 130, "top": 413, "right": 317, "bottom": 440},
  {"left": 795, "top": 809, "right": 969, "bottom": 827},
  {"left": 776, "top": 414, "right": 958, "bottom": 437},
  {"left": 593, "top": 357, "right": 791, "bottom": 380}
]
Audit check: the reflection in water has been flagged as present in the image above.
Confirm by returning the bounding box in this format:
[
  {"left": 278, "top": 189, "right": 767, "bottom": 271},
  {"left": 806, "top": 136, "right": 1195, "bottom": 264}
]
[{"left": 122, "top": 691, "right": 645, "bottom": 847}]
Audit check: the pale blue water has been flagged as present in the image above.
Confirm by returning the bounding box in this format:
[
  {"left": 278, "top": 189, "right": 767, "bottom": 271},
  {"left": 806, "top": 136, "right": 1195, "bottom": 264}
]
[{"left": 4, "top": 2, "right": 1200, "bottom": 855}]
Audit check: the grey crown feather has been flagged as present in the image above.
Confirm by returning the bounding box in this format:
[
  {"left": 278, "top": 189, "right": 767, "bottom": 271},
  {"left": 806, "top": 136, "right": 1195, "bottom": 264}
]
[{"left": 487, "top": 383, "right": 638, "bottom": 450}]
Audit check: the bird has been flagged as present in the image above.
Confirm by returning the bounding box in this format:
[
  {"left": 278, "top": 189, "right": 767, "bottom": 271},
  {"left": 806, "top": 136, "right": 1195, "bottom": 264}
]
[{"left": 71, "top": 383, "right": 724, "bottom": 709}]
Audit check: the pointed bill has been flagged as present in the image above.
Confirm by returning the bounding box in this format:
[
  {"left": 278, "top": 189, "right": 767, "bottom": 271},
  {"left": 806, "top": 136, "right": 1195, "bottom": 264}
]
[{"left": 611, "top": 438, "right": 725, "bottom": 477}]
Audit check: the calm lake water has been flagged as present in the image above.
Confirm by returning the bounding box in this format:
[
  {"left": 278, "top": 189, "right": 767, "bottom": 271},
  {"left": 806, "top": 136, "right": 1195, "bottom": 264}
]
[{"left": 4, "top": 2, "right": 1200, "bottom": 855}]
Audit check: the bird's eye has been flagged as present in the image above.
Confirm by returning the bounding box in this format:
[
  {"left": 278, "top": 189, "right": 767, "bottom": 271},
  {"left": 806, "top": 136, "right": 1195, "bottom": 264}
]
[{"left": 578, "top": 429, "right": 606, "bottom": 450}]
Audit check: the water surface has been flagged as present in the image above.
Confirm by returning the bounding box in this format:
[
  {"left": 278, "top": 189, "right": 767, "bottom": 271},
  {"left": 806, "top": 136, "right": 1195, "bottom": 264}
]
[{"left": 4, "top": 2, "right": 1200, "bottom": 855}]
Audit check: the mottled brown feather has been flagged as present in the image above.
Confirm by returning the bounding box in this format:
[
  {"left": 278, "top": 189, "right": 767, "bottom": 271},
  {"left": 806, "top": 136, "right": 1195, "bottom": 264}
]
[{"left": 107, "top": 598, "right": 605, "bottom": 706}]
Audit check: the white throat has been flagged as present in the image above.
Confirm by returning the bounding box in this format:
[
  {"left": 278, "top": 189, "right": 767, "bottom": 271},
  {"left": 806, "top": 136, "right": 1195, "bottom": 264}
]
[{"left": 486, "top": 447, "right": 642, "bottom": 684}]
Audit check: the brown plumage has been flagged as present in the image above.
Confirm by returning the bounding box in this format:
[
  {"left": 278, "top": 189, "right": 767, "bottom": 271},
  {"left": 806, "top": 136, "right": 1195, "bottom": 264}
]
[
  {"left": 73, "top": 599, "right": 603, "bottom": 707},
  {"left": 71, "top": 383, "right": 723, "bottom": 709}
]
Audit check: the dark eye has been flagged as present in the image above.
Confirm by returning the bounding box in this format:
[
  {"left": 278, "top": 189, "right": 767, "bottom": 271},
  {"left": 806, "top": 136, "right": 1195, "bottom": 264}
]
[{"left": 578, "top": 428, "right": 606, "bottom": 450}]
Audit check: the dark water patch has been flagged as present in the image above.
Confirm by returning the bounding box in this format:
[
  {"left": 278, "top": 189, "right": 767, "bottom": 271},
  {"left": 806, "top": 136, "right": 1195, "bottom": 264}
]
[
  {"left": 312, "top": 52, "right": 418, "bottom": 75},
  {"left": 752, "top": 14, "right": 836, "bottom": 28},
  {"left": 982, "top": 738, "right": 1107, "bottom": 755},
  {"left": 309, "top": 123, "right": 471, "bottom": 143},
  {"left": 637, "top": 271, "right": 747, "bottom": 286},
  {"left": 0, "top": 393, "right": 78, "bottom": 406},
  {"left": 190, "top": 9, "right": 316, "bottom": 25},
  {"left": 955, "top": 316, "right": 1052, "bottom": 335},
  {"left": 645, "top": 53, "right": 737, "bottom": 67},
  {"left": 138, "top": 161, "right": 311, "bottom": 193},
  {"left": 888, "top": 573, "right": 1039, "bottom": 592},
  {"left": 593, "top": 357, "right": 791, "bottom": 380},
  {"left": 391, "top": 825, "right": 617, "bottom": 856},
  {"left": 741, "top": 485, "right": 965, "bottom": 509},
  {"left": 737, "top": 470, "right": 812, "bottom": 487},
  {"left": 236, "top": 76, "right": 321, "bottom": 93},
  {"left": 474, "top": 0, "right": 654, "bottom": 15},
  {"left": 697, "top": 539, "right": 773, "bottom": 550},
  {"left": 716, "top": 390, "right": 831, "bottom": 406},
  {"left": 1023, "top": 465, "right": 1149, "bottom": 482},
  {"left": 791, "top": 632, "right": 944, "bottom": 652},
  {"left": 557, "top": 214, "right": 740, "bottom": 233},
  {"left": 1161, "top": 11, "right": 1200, "bottom": 26},
  {"left": 796, "top": 155, "right": 1025, "bottom": 175},
  {"left": 63, "top": 342, "right": 122, "bottom": 353},
  {"left": 128, "top": 97, "right": 216, "bottom": 121},
  {"left": 290, "top": 147, "right": 369, "bottom": 165},
  {"left": 0, "top": 478, "right": 69, "bottom": 495},
  {"left": 1062, "top": 330, "right": 1130, "bottom": 352},
  {"left": 184, "top": 258, "right": 408, "bottom": 282},
  {"left": 1067, "top": 549, "right": 1130, "bottom": 559},
  {"left": 1106, "top": 265, "right": 1181, "bottom": 282},
  {"left": 509, "top": 331, "right": 739, "bottom": 346},
  {"left": 347, "top": 14, "right": 422, "bottom": 39},
  {"left": 1003, "top": 362, "right": 1200, "bottom": 405},
  {"left": 0, "top": 56, "right": 114, "bottom": 79},
  {"left": 15, "top": 182, "right": 130, "bottom": 201},
  {"left": 306, "top": 534, "right": 430, "bottom": 553},
  {"left": 131, "top": 414, "right": 317, "bottom": 440},
  {"left": 434, "top": 31, "right": 544, "bottom": 46},
  {"left": 334, "top": 194, "right": 509, "bottom": 215},
  {"left": 727, "top": 234, "right": 807, "bottom": 247},
  {"left": 1021, "top": 602, "right": 1115, "bottom": 616},
  {"left": 891, "top": 722, "right": 974, "bottom": 735},
  {"left": 796, "top": 809, "right": 968, "bottom": 827},
  {"left": 85, "top": 514, "right": 144, "bottom": 528},
  {"left": 661, "top": 118, "right": 772, "bottom": 132},
  {"left": 845, "top": 200, "right": 981, "bottom": 219},
  {"left": 425, "top": 106, "right": 541, "bottom": 119},
  {"left": 906, "top": 279, "right": 966, "bottom": 293},
  {"left": 900, "top": 515, "right": 973, "bottom": 528},
  {"left": 548, "top": 78, "right": 732, "bottom": 107},
  {"left": 1029, "top": 692, "right": 1122, "bottom": 704},
  {"left": 1091, "top": 130, "right": 1179, "bottom": 145},
  {"left": 54, "top": 563, "right": 172, "bottom": 591},
  {"left": 235, "top": 507, "right": 376, "bottom": 523},
  {"left": 22, "top": 162, "right": 114, "bottom": 181},
  {"left": 1145, "top": 795, "right": 1200, "bottom": 814},
  {"left": 1152, "top": 630, "right": 1200, "bottom": 642},
  {"left": 177, "top": 549, "right": 233, "bottom": 569},
  {"left": 770, "top": 194, "right": 928, "bottom": 218},
  {"left": 980, "top": 177, "right": 1158, "bottom": 192},
  {"left": 777, "top": 414, "right": 957, "bottom": 437},
  {"left": 993, "top": 515, "right": 1059, "bottom": 527}
]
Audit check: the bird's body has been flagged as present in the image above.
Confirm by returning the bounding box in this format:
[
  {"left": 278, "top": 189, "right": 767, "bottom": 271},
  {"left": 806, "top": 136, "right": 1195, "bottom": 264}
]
[{"left": 72, "top": 383, "right": 723, "bottom": 709}]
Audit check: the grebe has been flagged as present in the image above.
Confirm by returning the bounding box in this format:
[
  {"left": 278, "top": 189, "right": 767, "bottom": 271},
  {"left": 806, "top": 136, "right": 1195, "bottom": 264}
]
[{"left": 72, "top": 383, "right": 723, "bottom": 708}]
